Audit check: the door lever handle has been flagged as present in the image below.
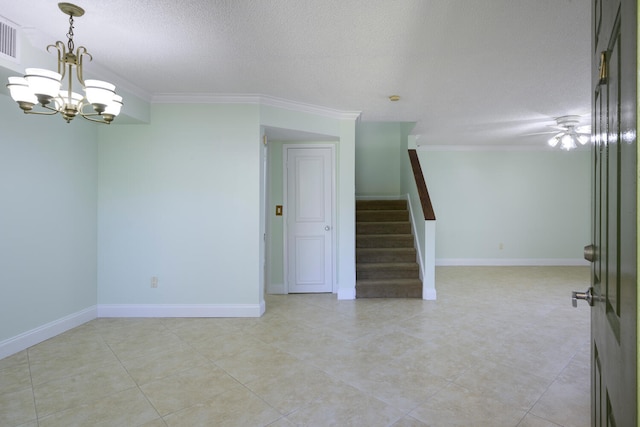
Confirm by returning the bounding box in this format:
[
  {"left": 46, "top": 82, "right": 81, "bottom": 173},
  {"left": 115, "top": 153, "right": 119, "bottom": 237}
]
[
  {"left": 572, "top": 288, "right": 594, "bottom": 307},
  {"left": 584, "top": 244, "right": 596, "bottom": 262}
]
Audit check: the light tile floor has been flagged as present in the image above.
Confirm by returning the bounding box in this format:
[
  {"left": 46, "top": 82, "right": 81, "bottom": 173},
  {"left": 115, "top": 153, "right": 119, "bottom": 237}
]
[{"left": 0, "top": 266, "right": 590, "bottom": 426}]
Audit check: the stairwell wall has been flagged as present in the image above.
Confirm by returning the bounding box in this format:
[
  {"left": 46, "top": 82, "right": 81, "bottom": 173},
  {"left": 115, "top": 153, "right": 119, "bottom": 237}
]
[{"left": 355, "top": 122, "right": 404, "bottom": 197}]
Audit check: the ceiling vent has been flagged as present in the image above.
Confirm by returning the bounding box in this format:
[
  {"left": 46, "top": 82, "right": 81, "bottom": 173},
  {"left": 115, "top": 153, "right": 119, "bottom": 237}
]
[{"left": 0, "top": 16, "right": 18, "bottom": 61}]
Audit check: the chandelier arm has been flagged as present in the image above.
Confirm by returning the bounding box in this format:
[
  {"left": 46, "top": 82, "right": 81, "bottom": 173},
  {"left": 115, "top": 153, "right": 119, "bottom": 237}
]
[
  {"left": 78, "top": 101, "right": 112, "bottom": 124},
  {"left": 22, "top": 105, "right": 60, "bottom": 116},
  {"left": 75, "top": 47, "right": 92, "bottom": 85},
  {"left": 46, "top": 42, "right": 67, "bottom": 78},
  {"left": 79, "top": 112, "right": 112, "bottom": 124}
]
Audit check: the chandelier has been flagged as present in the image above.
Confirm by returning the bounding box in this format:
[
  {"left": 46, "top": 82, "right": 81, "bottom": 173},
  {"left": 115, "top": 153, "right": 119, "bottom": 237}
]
[
  {"left": 6, "top": 2, "right": 122, "bottom": 124},
  {"left": 547, "top": 115, "right": 590, "bottom": 151}
]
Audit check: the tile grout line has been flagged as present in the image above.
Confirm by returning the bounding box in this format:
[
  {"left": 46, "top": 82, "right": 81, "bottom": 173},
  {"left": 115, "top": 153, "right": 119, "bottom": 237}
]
[{"left": 25, "top": 348, "right": 40, "bottom": 427}]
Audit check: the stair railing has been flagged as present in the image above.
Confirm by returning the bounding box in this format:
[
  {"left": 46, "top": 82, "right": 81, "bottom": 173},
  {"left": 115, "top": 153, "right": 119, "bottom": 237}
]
[{"left": 407, "top": 149, "right": 437, "bottom": 300}]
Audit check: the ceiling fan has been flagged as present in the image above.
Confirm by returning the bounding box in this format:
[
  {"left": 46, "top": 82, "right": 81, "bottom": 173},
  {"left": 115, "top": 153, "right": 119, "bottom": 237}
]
[{"left": 544, "top": 115, "right": 591, "bottom": 150}]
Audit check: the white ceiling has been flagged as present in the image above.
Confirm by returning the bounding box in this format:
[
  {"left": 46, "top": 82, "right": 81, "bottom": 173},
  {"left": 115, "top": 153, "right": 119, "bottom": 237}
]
[{"left": 0, "top": 0, "right": 591, "bottom": 146}]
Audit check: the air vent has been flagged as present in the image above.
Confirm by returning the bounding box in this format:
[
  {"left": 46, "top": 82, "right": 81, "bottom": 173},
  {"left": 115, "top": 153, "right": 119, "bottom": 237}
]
[{"left": 0, "top": 17, "right": 18, "bottom": 61}]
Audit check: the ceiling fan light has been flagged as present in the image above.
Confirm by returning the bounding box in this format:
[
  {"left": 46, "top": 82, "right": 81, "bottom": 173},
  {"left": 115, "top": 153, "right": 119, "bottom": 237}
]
[
  {"left": 548, "top": 134, "right": 560, "bottom": 148},
  {"left": 7, "top": 77, "right": 37, "bottom": 104},
  {"left": 24, "top": 68, "right": 62, "bottom": 103},
  {"left": 561, "top": 134, "right": 577, "bottom": 150},
  {"left": 577, "top": 134, "right": 589, "bottom": 145}
]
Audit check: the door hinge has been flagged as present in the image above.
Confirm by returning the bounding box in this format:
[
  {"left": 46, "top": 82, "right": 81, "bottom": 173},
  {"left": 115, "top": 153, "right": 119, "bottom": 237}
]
[{"left": 598, "top": 51, "right": 608, "bottom": 85}]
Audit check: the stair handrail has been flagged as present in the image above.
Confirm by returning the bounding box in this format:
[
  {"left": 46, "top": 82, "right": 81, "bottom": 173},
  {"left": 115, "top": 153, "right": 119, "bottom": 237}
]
[{"left": 408, "top": 149, "right": 436, "bottom": 221}]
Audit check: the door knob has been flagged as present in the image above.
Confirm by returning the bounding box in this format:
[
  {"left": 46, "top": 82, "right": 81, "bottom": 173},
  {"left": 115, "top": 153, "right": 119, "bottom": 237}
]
[
  {"left": 584, "top": 244, "right": 596, "bottom": 262},
  {"left": 572, "top": 288, "right": 594, "bottom": 307},
  {"left": 324, "top": 225, "right": 331, "bottom": 231}
]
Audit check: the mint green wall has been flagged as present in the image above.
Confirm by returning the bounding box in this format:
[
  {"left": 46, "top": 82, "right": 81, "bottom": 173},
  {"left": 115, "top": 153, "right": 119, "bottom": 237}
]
[
  {"left": 337, "top": 119, "right": 357, "bottom": 296},
  {"left": 259, "top": 106, "right": 342, "bottom": 137},
  {"left": 267, "top": 140, "right": 285, "bottom": 290},
  {"left": 418, "top": 149, "right": 591, "bottom": 261},
  {"left": 97, "top": 104, "right": 263, "bottom": 305},
  {"left": 355, "top": 122, "right": 404, "bottom": 196},
  {"left": 0, "top": 94, "right": 98, "bottom": 342}
]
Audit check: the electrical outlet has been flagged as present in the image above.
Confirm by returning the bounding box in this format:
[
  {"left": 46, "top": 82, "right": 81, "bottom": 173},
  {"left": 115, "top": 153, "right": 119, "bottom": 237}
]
[{"left": 151, "top": 276, "right": 158, "bottom": 288}]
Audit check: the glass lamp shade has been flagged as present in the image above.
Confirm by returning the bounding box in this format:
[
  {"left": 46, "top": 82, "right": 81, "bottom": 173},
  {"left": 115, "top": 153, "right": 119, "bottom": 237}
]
[
  {"left": 560, "top": 134, "right": 577, "bottom": 151},
  {"left": 54, "top": 90, "right": 84, "bottom": 110},
  {"left": 548, "top": 134, "right": 560, "bottom": 148},
  {"left": 24, "top": 68, "right": 62, "bottom": 101},
  {"left": 577, "top": 134, "right": 590, "bottom": 145},
  {"left": 7, "top": 77, "right": 38, "bottom": 104},
  {"left": 84, "top": 80, "right": 116, "bottom": 108},
  {"left": 104, "top": 95, "right": 123, "bottom": 117}
]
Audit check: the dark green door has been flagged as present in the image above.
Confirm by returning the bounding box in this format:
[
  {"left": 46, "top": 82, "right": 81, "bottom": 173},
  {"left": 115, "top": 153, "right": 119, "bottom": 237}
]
[{"left": 589, "top": 0, "right": 637, "bottom": 424}]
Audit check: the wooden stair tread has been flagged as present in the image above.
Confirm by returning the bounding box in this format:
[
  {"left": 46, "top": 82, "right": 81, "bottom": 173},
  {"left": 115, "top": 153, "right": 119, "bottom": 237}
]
[
  {"left": 357, "top": 248, "right": 416, "bottom": 252},
  {"left": 357, "top": 262, "right": 419, "bottom": 269},
  {"left": 356, "top": 200, "right": 407, "bottom": 210},
  {"left": 356, "top": 278, "right": 422, "bottom": 285}
]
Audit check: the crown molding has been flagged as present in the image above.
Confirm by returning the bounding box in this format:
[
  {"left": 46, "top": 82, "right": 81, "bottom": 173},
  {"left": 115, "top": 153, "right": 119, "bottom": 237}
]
[
  {"left": 151, "top": 93, "right": 362, "bottom": 121},
  {"left": 260, "top": 95, "right": 362, "bottom": 120},
  {"left": 152, "top": 93, "right": 262, "bottom": 104}
]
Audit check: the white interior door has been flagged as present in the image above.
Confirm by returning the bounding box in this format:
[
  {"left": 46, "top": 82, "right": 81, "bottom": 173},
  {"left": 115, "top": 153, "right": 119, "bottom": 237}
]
[{"left": 285, "top": 146, "right": 334, "bottom": 293}]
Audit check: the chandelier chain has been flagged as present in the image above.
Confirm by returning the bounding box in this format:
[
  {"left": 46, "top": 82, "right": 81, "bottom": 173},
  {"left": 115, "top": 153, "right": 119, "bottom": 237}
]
[{"left": 67, "top": 14, "right": 75, "bottom": 52}]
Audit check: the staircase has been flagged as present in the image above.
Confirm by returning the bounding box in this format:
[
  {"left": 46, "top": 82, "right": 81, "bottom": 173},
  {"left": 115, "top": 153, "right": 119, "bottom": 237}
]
[{"left": 356, "top": 200, "right": 422, "bottom": 298}]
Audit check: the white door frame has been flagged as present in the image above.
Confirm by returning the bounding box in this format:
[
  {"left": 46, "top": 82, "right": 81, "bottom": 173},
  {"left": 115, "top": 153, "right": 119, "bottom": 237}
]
[{"left": 283, "top": 143, "right": 336, "bottom": 293}]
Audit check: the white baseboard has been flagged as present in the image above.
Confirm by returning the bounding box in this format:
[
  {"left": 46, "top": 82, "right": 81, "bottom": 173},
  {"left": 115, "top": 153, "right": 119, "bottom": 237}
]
[
  {"left": 0, "top": 306, "right": 97, "bottom": 360},
  {"left": 337, "top": 287, "right": 356, "bottom": 300},
  {"left": 267, "top": 283, "right": 286, "bottom": 294},
  {"left": 97, "top": 303, "right": 265, "bottom": 318},
  {"left": 423, "top": 288, "right": 437, "bottom": 300},
  {"left": 436, "top": 258, "right": 590, "bottom": 266}
]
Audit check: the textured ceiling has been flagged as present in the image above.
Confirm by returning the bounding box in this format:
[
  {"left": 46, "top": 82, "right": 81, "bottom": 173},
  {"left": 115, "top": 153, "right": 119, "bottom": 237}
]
[{"left": 0, "top": 0, "right": 591, "bottom": 146}]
